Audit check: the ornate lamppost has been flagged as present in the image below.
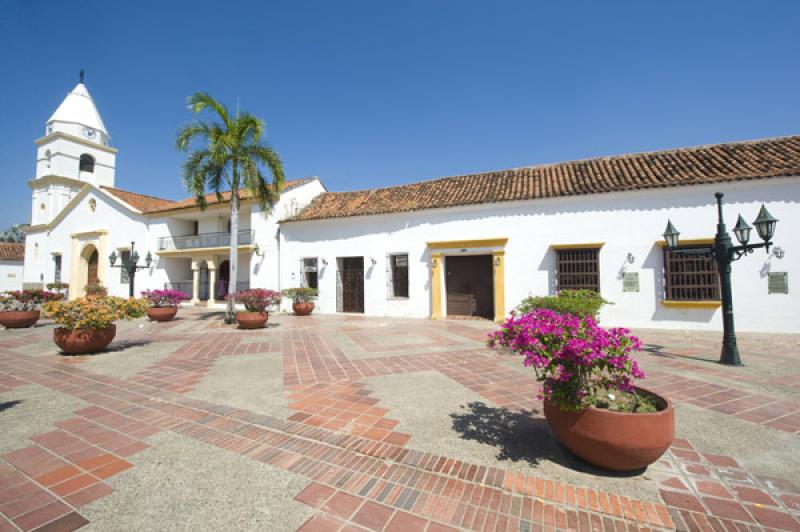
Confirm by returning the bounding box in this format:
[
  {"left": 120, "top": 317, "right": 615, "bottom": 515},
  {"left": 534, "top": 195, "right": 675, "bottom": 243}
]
[
  {"left": 662, "top": 192, "right": 778, "bottom": 366},
  {"left": 109, "top": 241, "right": 153, "bottom": 298}
]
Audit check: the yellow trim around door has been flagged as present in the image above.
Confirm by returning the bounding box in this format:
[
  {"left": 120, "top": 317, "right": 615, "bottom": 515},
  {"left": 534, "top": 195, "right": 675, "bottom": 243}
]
[
  {"left": 430, "top": 253, "right": 443, "bottom": 319},
  {"left": 492, "top": 250, "right": 505, "bottom": 322},
  {"left": 427, "top": 238, "right": 507, "bottom": 321},
  {"left": 427, "top": 238, "right": 508, "bottom": 250}
]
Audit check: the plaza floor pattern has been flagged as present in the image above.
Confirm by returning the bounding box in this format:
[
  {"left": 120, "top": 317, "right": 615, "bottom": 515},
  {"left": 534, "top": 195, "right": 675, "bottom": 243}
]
[{"left": 0, "top": 310, "right": 798, "bottom": 531}]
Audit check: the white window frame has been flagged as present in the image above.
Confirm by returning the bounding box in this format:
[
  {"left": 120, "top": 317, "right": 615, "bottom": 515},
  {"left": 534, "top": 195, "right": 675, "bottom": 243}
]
[{"left": 386, "top": 252, "right": 410, "bottom": 299}]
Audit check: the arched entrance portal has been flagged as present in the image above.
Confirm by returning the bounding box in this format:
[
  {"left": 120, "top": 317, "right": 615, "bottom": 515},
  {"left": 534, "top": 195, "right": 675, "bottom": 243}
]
[{"left": 79, "top": 244, "right": 100, "bottom": 296}]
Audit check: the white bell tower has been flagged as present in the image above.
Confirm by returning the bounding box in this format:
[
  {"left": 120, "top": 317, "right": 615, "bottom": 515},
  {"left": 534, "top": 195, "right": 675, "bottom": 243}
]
[{"left": 30, "top": 71, "right": 117, "bottom": 226}]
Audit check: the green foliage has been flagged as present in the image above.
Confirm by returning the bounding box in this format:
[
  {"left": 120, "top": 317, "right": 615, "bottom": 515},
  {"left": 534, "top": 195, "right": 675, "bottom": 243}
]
[
  {"left": 0, "top": 224, "right": 25, "bottom": 243},
  {"left": 85, "top": 282, "right": 108, "bottom": 298},
  {"left": 175, "top": 92, "right": 285, "bottom": 213},
  {"left": 283, "top": 287, "right": 319, "bottom": 302},
  {"left": 592, "top": 388, "right": 658, "bottom": 414},
  {"left": 516, "top": 289, "right": 610, "bottom": 318}
]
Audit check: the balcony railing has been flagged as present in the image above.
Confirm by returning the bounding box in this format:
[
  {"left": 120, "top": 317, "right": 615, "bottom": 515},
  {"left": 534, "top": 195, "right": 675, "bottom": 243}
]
[{"left": 158, "top": 230, "right": 254, "bottom": 251}]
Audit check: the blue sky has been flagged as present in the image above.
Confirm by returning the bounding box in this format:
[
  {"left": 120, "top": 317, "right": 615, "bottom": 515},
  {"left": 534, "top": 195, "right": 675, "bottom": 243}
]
[{"left": 1, "top": 1, "right": 798, "bottom": 229}]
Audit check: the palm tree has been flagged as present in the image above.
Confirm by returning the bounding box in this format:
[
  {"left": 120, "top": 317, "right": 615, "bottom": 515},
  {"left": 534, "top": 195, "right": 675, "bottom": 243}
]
[
  {"left": 0, "top": 224, "right": 25, "bottom": 243},
  {"left": 176, "top": 93, "right": 285, "bottom": 323}
]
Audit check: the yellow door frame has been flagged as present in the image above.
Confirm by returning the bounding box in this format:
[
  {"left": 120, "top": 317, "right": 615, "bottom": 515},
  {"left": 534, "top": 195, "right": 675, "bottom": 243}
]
[{"left": 427, "top": 238, "right": 507, "bottom": 322}]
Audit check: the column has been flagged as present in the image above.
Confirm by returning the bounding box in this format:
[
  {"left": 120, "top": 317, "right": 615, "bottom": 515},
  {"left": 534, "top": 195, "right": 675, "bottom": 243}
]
[
  {"left": 191, "top": 261, "right": 200, "bottom": 305},
  {"left": 430, "top": 252, "right": 443, "bottom": 320},
  {"left": 492, "top": 250, "right": 505, "bottom": 323},
  {"left": 208, "top": 265, "right": 217, "bottom": 304}
]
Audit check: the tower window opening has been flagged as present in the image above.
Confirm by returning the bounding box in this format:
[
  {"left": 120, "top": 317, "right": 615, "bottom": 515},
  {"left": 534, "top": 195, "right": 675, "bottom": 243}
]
[{"left": 79, "top": 154, "right": 95, "bottom": 173}]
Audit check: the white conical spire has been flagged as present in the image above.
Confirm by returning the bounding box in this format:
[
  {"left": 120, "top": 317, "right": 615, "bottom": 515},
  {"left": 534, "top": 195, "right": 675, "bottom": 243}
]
[{"left": 47, "top": 73, "right": 109, "bottom": 139}]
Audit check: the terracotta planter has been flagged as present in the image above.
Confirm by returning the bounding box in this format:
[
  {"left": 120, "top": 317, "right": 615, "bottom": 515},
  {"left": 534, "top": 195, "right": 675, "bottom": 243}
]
[
  {"left": 543, "top": 387, "right": 674, "bottom": 471},
  {"left": 0, "top": 310, "right": 40, "bottom": 329},
  {"left": 236, "top": 311, "right": 268, "bottom": 329},
  {"left": 53, "top": 325, "right": 117, "bottom": 354},
  {"left": 292, "top": 301, "right": 315, "bottom": 316},
  {"left": 147, "top": 306, "right": 178, "bottom": 322}
]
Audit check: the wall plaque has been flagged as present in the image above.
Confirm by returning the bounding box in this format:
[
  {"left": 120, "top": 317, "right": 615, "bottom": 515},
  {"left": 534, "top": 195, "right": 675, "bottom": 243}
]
[
  {"left": 768, "top": 272, "right": 788, "bottom": 294},
  {"left": 622, "top": 272, "right": 640, "bottom": 292}
]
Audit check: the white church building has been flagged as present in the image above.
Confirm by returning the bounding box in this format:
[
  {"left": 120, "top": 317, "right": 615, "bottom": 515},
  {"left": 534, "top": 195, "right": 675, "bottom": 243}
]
[{"left": 22, "top": 79, "right": 800, "bottom": 333}]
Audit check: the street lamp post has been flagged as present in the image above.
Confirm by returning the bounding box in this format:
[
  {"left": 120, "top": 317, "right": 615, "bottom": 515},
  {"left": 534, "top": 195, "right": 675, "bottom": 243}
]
[
  {"left": 109, "top": 241, "right": 153, "bottom": 298},
  {"left": 662, "top": 192, "right": 778, "bottom": 366}
]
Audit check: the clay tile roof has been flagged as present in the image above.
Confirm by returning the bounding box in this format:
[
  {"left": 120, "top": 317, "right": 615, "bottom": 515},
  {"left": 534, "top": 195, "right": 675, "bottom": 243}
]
[
  {"left": 286, "top": 136, "right": 800, "bottom": 222},
  {"left": 0, "top": 242, "right": 25, "bottom": 262},
  {"left": 101, "top": 178, "right": 312, "bottom": 215},
  {"left": 101, "top": 187, "right": 177, "bottom": 213}
]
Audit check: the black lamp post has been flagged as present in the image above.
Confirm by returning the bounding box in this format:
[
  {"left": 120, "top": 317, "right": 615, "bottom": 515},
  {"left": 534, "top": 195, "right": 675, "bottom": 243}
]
[
  {"left": 662, "top": 192, "right": 778, "bottom": 366},
  {"left": 109, "top": 241, "right": 153, "bottom": 298}
]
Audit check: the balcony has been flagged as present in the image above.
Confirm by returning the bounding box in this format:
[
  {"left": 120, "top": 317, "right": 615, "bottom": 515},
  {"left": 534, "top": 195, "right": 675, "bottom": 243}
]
[{"left": 157, "top": 230, "right": 255, "bottom": 254}]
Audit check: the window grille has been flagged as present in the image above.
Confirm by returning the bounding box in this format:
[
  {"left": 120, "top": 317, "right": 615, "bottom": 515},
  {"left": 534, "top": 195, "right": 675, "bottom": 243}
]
[
  {"left": 120, "top": 250, "right": 130, "bottom": 283},
  {"left": 387, "top": 253, "right": 409, "bottom": 298},
  {"left": 53, "top": 255, "right": 62, "bottom": 283},
  {"left": 556, "top": 248, "right": 600, "bottom": 293},
  {"left": 302, "top": 258, "right": 318, "bottom": 289},
  {"left": 663, "top": 246, "right": 720, "bottom": 301}
]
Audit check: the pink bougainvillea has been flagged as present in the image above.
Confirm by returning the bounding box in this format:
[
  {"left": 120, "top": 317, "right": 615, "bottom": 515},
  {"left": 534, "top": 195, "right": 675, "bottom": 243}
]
[{"left": 488, "top": 308, "right": 645, "bottom": 411}]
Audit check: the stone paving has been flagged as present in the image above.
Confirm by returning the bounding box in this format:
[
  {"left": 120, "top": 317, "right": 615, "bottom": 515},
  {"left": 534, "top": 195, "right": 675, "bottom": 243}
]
[{"left": 0, "top": 309, "right": 799, "bottom": 531}]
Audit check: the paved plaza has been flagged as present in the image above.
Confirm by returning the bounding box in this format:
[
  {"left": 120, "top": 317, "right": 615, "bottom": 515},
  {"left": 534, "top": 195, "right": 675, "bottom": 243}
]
[{"left": 1, "top": 309, "right": 799, "bottom": 531}]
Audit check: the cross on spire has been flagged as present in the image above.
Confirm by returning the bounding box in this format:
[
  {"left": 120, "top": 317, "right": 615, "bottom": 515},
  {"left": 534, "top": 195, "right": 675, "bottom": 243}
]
[{"left": 79, "top": 69, "right": 85, "bottom": 84}]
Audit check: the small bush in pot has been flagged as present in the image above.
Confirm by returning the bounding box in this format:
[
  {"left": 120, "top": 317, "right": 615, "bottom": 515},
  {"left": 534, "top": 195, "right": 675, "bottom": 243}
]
[
  {"left": 141, "top": 289, "right": 190, "bottom": 322},
  {"left": 43, "top": 297, "right": 127, "bottom": 354},
  {"left": 46, "top": 282, "right": 70, "bottom": 300},
  {"left": 227, "top": 289, "right": 281, "bottom": 329},
  {"left": 516, "top": 289, "right": 610, "bottom": 318},
  {"left": 489, "top": 309, "right": 674, "bottom": 471},
  {"left": 283, "top": 287, "right": 318, "bottom": 316},
  {"left": 0, "top": 289, "right": 61, "bottom": 328},
  {"left": 85, "top": 282, "right": 108, "bottom": 299}
]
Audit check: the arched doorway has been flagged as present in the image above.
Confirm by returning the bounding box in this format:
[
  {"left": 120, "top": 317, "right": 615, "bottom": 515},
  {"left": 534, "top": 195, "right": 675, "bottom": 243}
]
[
  {"left": 217, "top": 260, "right": 230, "bottom": 300},
  {"left": 79, "top": 244, "right": 100, "bottom": 296}
]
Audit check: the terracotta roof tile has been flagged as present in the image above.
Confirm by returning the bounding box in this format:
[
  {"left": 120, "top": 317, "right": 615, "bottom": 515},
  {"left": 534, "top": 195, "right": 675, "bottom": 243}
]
[
  {"left": 101, "top": 178, "right": 311, "bottom": 214},
  {"left": 287, "top": 136, "right": 800, "bottom": 222},
  {"left": 0, "top": 242, "right": 24, "bottom": 262}
]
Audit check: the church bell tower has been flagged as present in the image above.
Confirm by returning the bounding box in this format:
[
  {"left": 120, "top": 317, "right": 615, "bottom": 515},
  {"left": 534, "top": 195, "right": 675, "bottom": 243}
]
[{"left": 30, "top": 71, "right": 117, "bottom": 226}]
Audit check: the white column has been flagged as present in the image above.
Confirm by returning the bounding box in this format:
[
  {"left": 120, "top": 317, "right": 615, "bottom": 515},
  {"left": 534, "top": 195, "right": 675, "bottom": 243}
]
[
  {"left": 208, "top": 266, "right": 217, "bottom": 304},
  {"left": 191, "top": 262, "right": 200, "bottom": 305}
]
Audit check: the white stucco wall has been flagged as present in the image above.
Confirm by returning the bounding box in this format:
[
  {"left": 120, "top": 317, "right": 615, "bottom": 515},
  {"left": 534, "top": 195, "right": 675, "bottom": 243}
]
[
  {"left": 280, "top": 177, "right": 800, "bottom": 333},
  {"left": 0, "top": 261, "right": 24, "bottom": 291}
]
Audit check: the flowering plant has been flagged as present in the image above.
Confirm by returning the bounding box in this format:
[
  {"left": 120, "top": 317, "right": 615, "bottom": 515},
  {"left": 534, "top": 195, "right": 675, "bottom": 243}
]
[
  {"left": 141, "top": 289, "right": 190, "bottom": 308},
  {"left": 489, "top": 309, "right": 648, "bottom": 412},
  {"left": 85, "top": 282, "right": 108, "bottom": 298},
  {"left": 105, "top": 297, "right": 150, "bottom": 319},
  {"left": 227, "top": 289, "right": 281, "bottom": 313},
  {"left": 43, "top": 298, "right": 126, "bottom": 330},
  {"left": 0, "top": 289, "right": 62, "bottom": 311}
]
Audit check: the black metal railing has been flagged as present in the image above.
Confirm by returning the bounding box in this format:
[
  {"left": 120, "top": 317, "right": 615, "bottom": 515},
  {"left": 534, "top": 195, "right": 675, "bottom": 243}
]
[{"left": 157, "top": 230, "right": 254, "bottom": 251}]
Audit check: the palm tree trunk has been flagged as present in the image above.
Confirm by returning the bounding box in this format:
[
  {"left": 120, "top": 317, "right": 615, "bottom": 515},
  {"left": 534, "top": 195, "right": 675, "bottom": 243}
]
[{"left": 225, "top": 188, "right": 239, "bottom": 323}]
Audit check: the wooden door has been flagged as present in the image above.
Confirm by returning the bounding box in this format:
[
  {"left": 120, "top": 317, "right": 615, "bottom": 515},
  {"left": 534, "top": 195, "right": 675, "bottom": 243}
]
[
  {"left": 87, "top": 250, "right": 99, "bottom": 286},
  {"left": 339, "top": 257, "right": 364, "bottom": 313},
  {"left": 445, "top": 255, "right": 494, "bottom": 319},
  {"left": 217, "top": 260, "right": 230, "bottom": 299}
]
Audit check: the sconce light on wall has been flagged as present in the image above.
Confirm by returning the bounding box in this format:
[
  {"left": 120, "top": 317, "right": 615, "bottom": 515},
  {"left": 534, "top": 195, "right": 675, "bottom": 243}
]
[
  {"left": 370, "top": 257, "right": 377, "bottom": 266},
  {"left": 494, "top": 257, "right": 501, "bottom": 266},
  {"left": 254, "top": 244, "right": 264, "bottom": 257},
  {"left": 626, "top": 252, "right": 635, "bottom": 264},
  {"left": 773, "top": 246, "right": 785, "bottom": 260},
  {"left": 321, "top": 258, "right": 328, "bottom": 266}
]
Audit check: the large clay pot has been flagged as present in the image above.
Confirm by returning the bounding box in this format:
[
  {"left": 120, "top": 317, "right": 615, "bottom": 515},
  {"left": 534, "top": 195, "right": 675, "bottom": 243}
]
[
  {"left": 292, "top": 301, "right": 315, "bottom": 316},
  {"left": 0, "top": 310, "right": 40, "bottom": 329},
  {"left": 236, "top": 311, "right": 268, "bottom": 329},
  {"left": 147, "top": 306, "right": 178, "bottom": 322},
  {"left": 54, "top": 325, "right": 117, "bottom": 354},
  {"left": 544, "top": 387, "right": 674, "bottom": 471}
]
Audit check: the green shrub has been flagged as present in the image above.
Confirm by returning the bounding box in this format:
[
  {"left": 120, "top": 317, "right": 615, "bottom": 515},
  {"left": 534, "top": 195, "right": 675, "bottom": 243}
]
[{"left": 516, "top": 289, "right": 610, "bottom": 317}]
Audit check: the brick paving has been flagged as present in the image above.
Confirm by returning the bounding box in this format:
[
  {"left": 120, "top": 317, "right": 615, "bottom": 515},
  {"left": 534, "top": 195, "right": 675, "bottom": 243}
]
[{"left": 0, "top": 311, "right": 798, "bottom": 531}]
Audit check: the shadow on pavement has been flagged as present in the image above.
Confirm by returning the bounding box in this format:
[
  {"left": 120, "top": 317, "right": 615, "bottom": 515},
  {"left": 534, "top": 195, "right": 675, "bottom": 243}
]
[
  {"left": 0, "top": 400, "right": 23, "bottom": 413},
  {"left": 450, "top": 401, "right": 642, "bottom": 478}
]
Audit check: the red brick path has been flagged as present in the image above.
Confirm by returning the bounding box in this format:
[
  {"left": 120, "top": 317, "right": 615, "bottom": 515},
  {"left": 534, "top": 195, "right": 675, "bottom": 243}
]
[{"left": 1, "top": 315, "right": 799, "bottom": 531}]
